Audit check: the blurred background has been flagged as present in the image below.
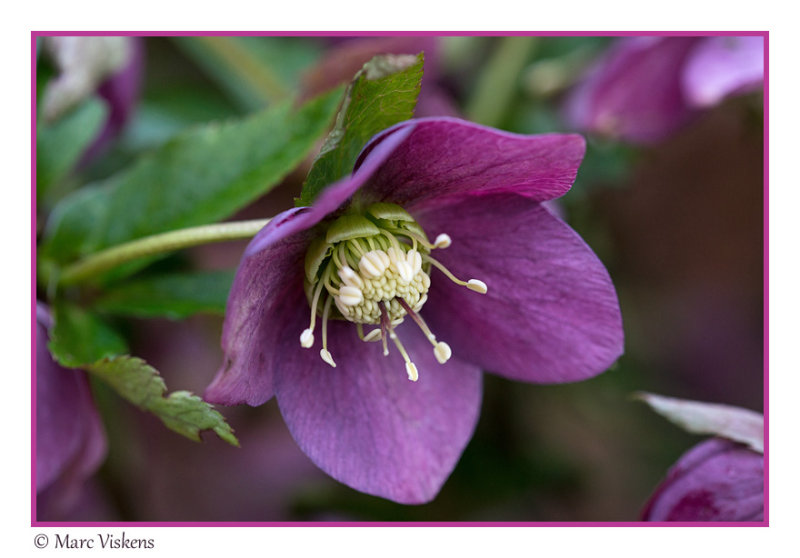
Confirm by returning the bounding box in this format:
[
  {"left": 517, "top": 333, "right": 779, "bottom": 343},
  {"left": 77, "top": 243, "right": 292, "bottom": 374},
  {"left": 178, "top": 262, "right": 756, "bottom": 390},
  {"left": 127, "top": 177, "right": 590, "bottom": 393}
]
[{"left": 35, "top": 35, "right": 764, "bottom": 522}]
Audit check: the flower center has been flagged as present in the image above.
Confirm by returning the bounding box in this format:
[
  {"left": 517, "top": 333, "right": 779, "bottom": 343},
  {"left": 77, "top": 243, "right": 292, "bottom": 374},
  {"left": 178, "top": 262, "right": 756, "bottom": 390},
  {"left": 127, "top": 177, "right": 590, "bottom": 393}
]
[{"left": 300, "top": 202, "right": 487, "bottom": 381}]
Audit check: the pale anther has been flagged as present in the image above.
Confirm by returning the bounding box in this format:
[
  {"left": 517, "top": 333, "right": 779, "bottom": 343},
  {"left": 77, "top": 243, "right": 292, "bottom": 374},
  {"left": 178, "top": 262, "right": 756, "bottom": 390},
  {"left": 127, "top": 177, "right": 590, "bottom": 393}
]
[
  {"left": 320, "top": 349, "right": 337, "bottom": 368},
  {"left": 337, "top": 266, "right": 363, "bottom": 288},
  {"left": 338, "top": 285, "right": 364, "bottom": 306},
  {"left": 362, "top": 328, "right": 382, "bottom": 342},
  {"left": 406, "top": 249, "right": 422, "bottom": 275},
  {"left": 434, "top": 233, "right": 452, "bottom": 249},
  {"left": 359, "top": 250, "right": 389, "bottom": 278},
  {"left": 467, "top": 279, "right": 488, "bottom": 294},
  {"left": 406, "top": 362, "right": 419, "bottom": 382},
  {"left": 434, "top": 342, "right": 452, "bottom": 364},
  {"left": 300, "top": 328, "right": 314, "bottom": 348}
]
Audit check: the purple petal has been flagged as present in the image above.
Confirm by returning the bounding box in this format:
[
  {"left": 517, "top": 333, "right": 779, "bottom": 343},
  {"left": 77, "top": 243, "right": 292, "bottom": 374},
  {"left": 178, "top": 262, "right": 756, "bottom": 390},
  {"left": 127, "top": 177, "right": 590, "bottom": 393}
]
[
  {"left": 274, "top": 319, "right": 483, "bottom": 504},
  {"left": 36, "top": 305, "right": 107, "bottom": 514},
  {"left": 642, "top": 438, "right": 764, "bottom": 521},
  {"left": 682, "top": 36, "right": 765, "bottom": 108},
  {"left": 565, "top": 37, "right": 701, "bottom": 143},
  {"left": 354, "top": 117, "right": 586, "bottom": 210},
  {"left": 416, "top": 194, "right": 624, "bottom": 384},
  {"left": 204, "top": 220, "right": 311, "bottom": 406}
]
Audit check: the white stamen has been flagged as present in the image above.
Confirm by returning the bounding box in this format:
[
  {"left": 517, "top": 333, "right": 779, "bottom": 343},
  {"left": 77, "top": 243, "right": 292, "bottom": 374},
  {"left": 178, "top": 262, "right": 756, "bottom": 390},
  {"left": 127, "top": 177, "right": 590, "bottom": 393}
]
[
  {"left": 300, "top": 328, "right": 314, "bottom": 348},
  {"left": 362, "top": 328, "right": 382, "bottom": 342},
  {"left": 406, "top": 249, "right": 422, "bottom": 275},
  {"left": 338, "top": 285, "right": 364, "bottom": 306},
  {"left": 387, "top": 247, "right": 404, "bottom": 264},
  {"left": 405, "top": 362, "right": 419, "bottom": 382},
  {"left": 387, "top": 247, "right": 413, "bottom": 282},
  {"left": 359, "top": 250, "right": 389, "bottom": 278},
  {"left": 320, "top": 349, "right": 336, "bottom": 368},
  {"left": 434, "top": 342, "right": 452, "bottom": 364},
  {"left": 467, "top": 279, "right": 488, "bottom": 294},
  {"left": 434, "top": 233, "right": 452, "bottom": 249},
  {"left": 413, "top": 294, "right": 428, "bottom": 312},
  {"left": 395, "top": 260, "right": 414, "bottom": 283},
  {"left": 337, "top": 266, "right": 363, "bottom": 288}
]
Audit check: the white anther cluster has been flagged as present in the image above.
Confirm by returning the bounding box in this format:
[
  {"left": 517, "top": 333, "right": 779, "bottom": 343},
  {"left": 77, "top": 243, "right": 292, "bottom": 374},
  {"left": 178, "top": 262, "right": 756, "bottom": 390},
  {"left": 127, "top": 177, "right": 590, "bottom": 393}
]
[
  {"left": 299, "top": 203, "right": 490, "bottom": 382},
  {"left": 333, "top": 248, "right": 430, "bottom": 324}
]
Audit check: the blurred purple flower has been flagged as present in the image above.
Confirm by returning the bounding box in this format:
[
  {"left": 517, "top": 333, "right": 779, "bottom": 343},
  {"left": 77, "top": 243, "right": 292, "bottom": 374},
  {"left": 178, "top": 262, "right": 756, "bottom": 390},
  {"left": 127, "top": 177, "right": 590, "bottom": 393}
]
[
  {"left": 42, "top": 36, "right": 144, "bottom": 164},
  {"left": 81, "top": 38, "right": 144, "bottom": 164},
  {"left": 36, "top": 304, "right": 107, "bottom": 520},
  {"left": 565, "top": 36, "right": 764, "bottom": 144},
  {"left": 642, "top": 438, "right": 764, "bottom": 521},
  {"left": 205, "top": 117, "right": 624, "bottom": 504}
]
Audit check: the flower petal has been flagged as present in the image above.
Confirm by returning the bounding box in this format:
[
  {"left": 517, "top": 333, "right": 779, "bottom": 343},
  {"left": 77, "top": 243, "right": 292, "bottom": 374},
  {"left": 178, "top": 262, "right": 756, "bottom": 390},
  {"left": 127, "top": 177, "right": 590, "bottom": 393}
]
[
  {"left": 274, "top": 320, "right": 483, "bottom": 504},
  {"left": 682, "top": 36, "right": 764, "bottom": 108},
  {"left": 204, "top": 221, "right": 310, "bottom": 406},
  {"left": 355, "top": 117, "right": 585, "bottom": 209},
  {"left": 417, "top": 193, "right": 623, "bottom": 383},
  {"left": 565, "top": 37, "right": 700, "bottom": 143},
  {"left": 642, "top": 438, "right": 764, "bottom": 521},
  {"left": 36, "top": 305, "right": 107, "bottom": 515}
]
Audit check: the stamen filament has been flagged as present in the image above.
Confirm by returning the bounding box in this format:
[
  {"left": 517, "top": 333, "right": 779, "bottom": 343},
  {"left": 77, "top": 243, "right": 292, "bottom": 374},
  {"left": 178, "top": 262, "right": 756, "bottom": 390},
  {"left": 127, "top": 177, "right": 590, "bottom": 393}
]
[
  {"left": 386, "top": 227, "right": 434, "bottom": 251},
  {"left": 320, "top": 296, "right": 336, "bottom": 367},
  {"left": 397, "top": 298, "right": 438, "bottom": 346},
  {"left": 422, "top": 254, "right": 489, "bottom": 294},
  {"left": 307, "top": 277, "right": 325, "bottom": 329},
  {"left": 379, "top": 301, "right": 419, "bottom": 381},
  {"left": 397, "top": 297, "right": 452, "bottom": 364}
]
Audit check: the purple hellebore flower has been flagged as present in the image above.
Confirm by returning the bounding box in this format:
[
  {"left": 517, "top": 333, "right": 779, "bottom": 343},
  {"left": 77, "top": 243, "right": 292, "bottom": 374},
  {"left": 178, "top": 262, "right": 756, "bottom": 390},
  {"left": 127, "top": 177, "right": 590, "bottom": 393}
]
[
  {"left": 565, "top": 36, "right": 764, "bottom": 144},
  {"left": 36, "top": 304, "right": 107, "bottom": 520},
  {"left": 204, "top": 117, "right": 624, "bottom": 503},
  {"left": 642, "top": 438, "right": 764, "bottom": 521}
]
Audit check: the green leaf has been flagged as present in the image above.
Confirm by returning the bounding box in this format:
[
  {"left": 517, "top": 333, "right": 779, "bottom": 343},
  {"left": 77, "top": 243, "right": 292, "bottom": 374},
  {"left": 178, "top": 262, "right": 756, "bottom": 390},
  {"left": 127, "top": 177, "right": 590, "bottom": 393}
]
[
  {"left": 94, "top": 270, "right": 235, "bottom": 319},
  {"left": 48, "top": 302, "right": 128, "bottom": 368},
  {"left": 37, "top": 97, "right": 107, "bottom": 197},
  {"left": 87, "top": 356, "right": 238, "bottom": 446},
  {"left": 41, "top": 88, "right": 343, "bottom": 267},
  {"left": 298, "top": 53, "right": 424, "bottom": 206},
  {"left": 635, "top": 392, "right": 764, "bottom": 453}
]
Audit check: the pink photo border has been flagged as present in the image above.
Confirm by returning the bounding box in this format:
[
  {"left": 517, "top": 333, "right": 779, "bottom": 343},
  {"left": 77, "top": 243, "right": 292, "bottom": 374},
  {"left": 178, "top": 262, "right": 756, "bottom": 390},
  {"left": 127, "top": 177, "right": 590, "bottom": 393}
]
[{"left": 31, "top": 30, "right": 769, "bottom": 528}]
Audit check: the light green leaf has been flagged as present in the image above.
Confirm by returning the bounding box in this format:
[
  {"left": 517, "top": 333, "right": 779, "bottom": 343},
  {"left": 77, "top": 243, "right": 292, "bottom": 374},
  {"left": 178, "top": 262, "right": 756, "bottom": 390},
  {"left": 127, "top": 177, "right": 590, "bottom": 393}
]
[
  {"left": 87, "top": 356, "right": 238, "bottom": 446},
  {"left": 37, "top": 97, "right": 107, "bottom": 196},
  {"left": 41, "top": 88, "right": 343, "bottom": 268},
  {"left": 298, "top": 53, "right": 424, "bottom": 206},
  {"left": 94, "top": 270, "right": 235, "bottom": 319},
  {"left": 635, "top": 392, "right": 764, "bottom": 453},
  {"left": 48, "top": 302, "right": 128, "bottom": 368}
]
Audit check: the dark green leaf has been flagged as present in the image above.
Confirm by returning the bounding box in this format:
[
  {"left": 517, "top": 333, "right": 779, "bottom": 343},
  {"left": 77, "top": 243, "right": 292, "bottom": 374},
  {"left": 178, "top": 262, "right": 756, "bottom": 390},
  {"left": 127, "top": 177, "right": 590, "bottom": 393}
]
[
  {"left": 37, "top": 98, "right": 107, "bottom": 196},
  {"left": 298, "top": 53, "right": 424, "bottom": 206},
  {"left": 87, "top": 356, "right": 238, "bottom": 446},
  {"left": 41, "top": 88, "right": 343, "bottom": 267},
  {"left": 94, "top": 270, "right": 235, "bottom": 319},
  {"left": 48, "top": 302, "right": 128, "bottom": 368}
]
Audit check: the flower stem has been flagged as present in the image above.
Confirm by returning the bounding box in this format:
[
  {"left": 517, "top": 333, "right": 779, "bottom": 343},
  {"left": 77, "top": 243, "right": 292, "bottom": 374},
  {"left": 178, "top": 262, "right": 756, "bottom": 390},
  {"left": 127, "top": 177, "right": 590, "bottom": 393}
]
[
  {"left": 57, "top": 219, "right": 270, "bottom": 287},
  {"left": 465, "top": 36, "right": 538, "bottom": 127}
]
